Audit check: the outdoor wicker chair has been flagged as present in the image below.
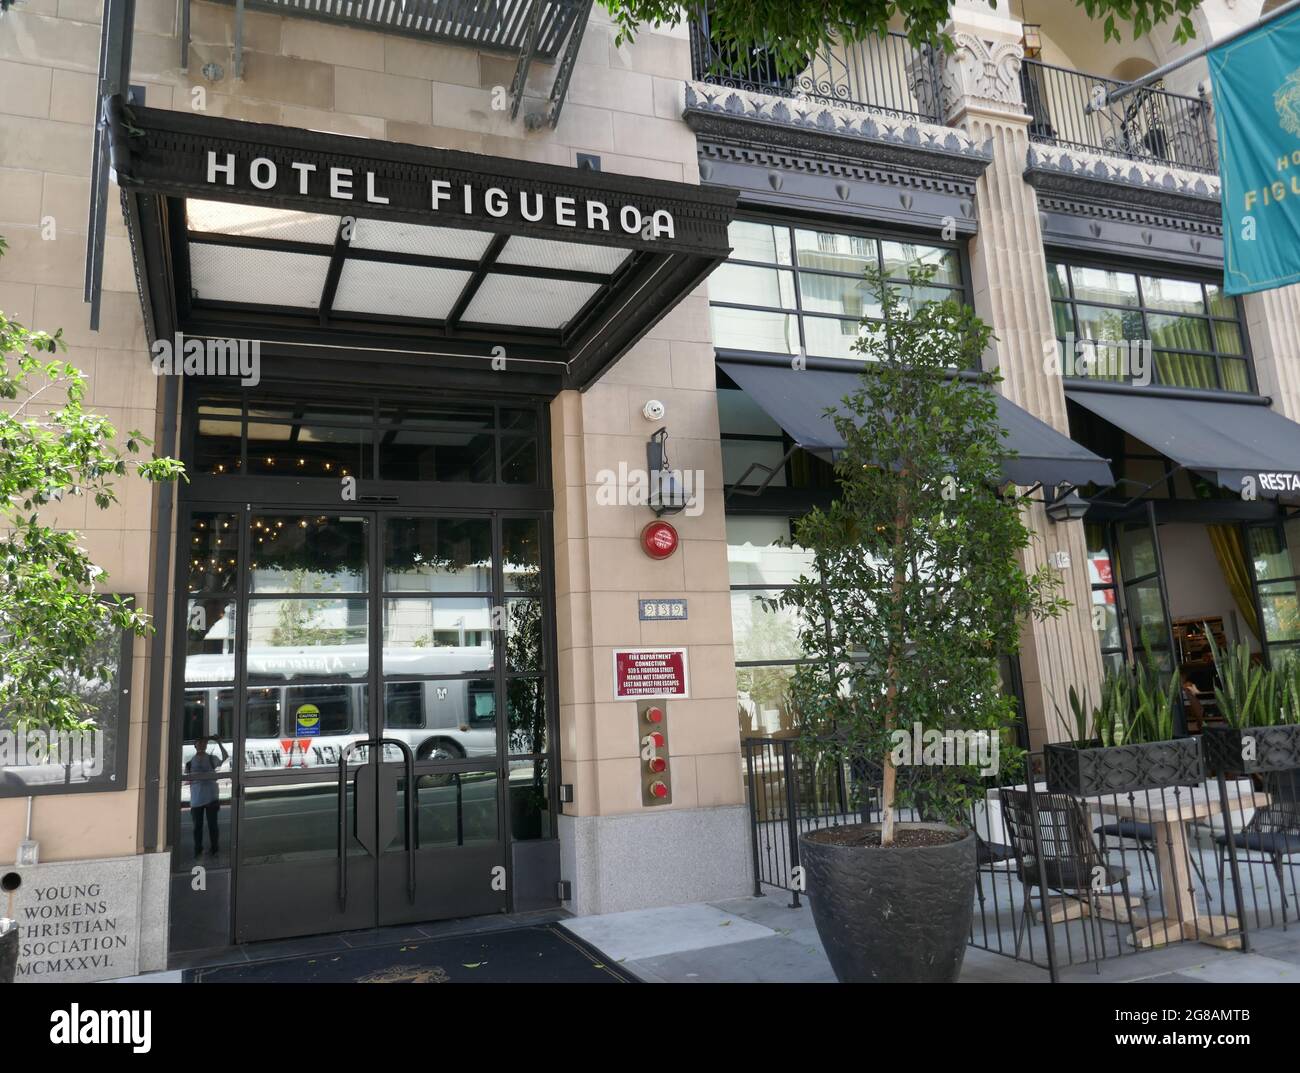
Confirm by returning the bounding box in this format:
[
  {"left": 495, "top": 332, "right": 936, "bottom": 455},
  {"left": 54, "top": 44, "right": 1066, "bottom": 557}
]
[
  {"left": 1000, "top": 788, "right": 1140, "bottom": 964},
  {"left": 1215, "top": 768, "right": 1300, "bottom": 925}
]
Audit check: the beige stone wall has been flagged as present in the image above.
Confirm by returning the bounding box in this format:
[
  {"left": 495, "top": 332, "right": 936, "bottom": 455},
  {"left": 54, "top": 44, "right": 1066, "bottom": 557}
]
[
  {"left": 551, "top": 304, "right": 743, "bottom": 820},
  {"left": 944, "top": 3, "right": 1105, "bottom": 748},
  {"left": 1, "top": 0, "right": 166, "bottom": 861},
  {"left": 1243, "top": 285, "right": 1300, "bottom": 422},
  {"left": 0, "top": 0, "right": 737, "bottom": 864}
]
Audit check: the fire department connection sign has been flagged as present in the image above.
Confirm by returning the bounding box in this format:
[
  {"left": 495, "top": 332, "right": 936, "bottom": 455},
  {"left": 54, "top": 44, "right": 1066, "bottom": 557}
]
[{"left": 613, "top": 649, "right": 689, "bottom": 699}]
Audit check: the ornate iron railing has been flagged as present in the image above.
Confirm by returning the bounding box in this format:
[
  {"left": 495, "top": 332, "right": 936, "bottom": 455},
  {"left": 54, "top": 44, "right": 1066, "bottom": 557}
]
[
  {"left": 1020, "top": 59, "right": 1217, "bottom": 174},
  {"left": 688, "top": 8, "right": 944, "bottom": 124}
]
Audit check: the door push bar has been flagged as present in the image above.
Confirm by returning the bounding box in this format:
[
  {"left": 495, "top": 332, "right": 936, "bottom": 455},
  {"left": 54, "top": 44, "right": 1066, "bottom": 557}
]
[{"left": 337, "top": 738, "right": 417, "bottom": 911}]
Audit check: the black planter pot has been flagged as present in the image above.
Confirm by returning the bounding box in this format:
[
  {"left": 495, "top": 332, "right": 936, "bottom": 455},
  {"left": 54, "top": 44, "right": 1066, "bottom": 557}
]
[
  {"left": 0, "top": 927, "right": 17, "bottom": 984},
  {"left": 799, "top": 822, "right": 975, "bottom": 983},
  {"left": 1202, "top": 724, "right": 1300, "bottom": 776},
  {"left": 1043, "top": 737, "right": 1203, "bottom": 796}
]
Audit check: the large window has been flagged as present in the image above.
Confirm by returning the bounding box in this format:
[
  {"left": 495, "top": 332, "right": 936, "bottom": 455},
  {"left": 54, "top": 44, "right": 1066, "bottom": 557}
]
[
  {"left": 1086, "top": 523, "right": 1126, "bottom": 676},
  {"left": 729, "top": 516, "right": 817, "bottom": 739},
  {"left": 1249, "top": 516, "right": 1300, "bottom": 669},
  {"left": 191, "top": 396, "right": 543, "bottom": 485},
  {"left": 710, "top": 220, "right": 964, "bottom": 360},
  {"left": 0, "top": 607, "right": 133, "bottom": 798},
  {"left": 1047, "top": 260, "right": 1252, "bottom": 393}
]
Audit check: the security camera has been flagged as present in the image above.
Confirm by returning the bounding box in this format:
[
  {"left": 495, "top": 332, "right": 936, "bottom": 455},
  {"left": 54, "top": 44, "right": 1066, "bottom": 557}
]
[{"left": 643, "top": 399, "right": 665, "bottom": 421}]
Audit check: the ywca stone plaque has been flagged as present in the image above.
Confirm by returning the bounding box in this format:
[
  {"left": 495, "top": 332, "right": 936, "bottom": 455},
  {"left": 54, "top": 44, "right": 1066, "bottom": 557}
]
[{"left": 8, "top": 857, "right": 143, "bottom": 982}]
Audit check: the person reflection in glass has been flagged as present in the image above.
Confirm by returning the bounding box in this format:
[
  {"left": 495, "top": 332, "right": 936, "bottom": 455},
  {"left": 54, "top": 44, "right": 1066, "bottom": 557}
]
[{"left": 186, "top": 737, "right": 229, "bottom": 857}]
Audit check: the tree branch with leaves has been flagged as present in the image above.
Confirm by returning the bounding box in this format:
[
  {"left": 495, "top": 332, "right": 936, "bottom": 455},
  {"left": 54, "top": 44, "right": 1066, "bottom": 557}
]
[
  {"left": 601, "top": 0, "right": 1203, "bottom": 78},
  {"left": 0, "top": 235, "right": 185, "bottom": 733}
]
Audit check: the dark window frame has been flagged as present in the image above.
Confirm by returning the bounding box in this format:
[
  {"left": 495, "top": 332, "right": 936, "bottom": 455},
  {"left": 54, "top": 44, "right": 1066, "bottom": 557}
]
[
  {"left": 710, "top": 213, "right": 971, "bottom": 364},
  {"left": 1047, "top": 253, "right": 1256, "bottom": 395},
  {"left": 0, "top": 597, "right": 135, "bottom": 799}
]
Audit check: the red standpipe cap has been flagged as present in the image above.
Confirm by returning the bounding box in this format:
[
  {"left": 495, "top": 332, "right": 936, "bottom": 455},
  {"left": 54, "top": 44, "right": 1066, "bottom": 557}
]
[
  {"left": 648, "top": 731, "right": 665, "bottom": 747},
  {"left": 645, "top": 707, "right": 664, "bottom": 723},
  {"left": 650, "top": 781, "right": 669, "bottom": 798},
  {"left": 648, "top": 756, "right": 667, "bottom": 773}
]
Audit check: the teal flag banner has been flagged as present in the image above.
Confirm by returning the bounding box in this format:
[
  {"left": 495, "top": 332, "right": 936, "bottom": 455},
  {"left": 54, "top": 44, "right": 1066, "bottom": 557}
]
[{"left": 1208, "top": 6, "right": 1300, "bottom": 295}]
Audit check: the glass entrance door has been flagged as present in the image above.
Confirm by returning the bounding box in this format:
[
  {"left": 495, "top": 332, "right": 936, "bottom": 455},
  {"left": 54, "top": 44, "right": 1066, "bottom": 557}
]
[
  {"left": 1112, "top": 502, "right": 1177, "bottom": 674},
  {"left": 225, "top": 509, "right": 544, "bottom": 943}
]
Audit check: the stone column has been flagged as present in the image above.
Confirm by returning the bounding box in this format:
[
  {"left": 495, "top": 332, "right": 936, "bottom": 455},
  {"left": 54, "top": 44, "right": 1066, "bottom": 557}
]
[
  {"left": 940, "top": 1, "right": 1104, "bottom": 747},
  {"left": 1243, "top": 284, "right": 1300, "bottom": 421},
  {"left": 550, "top": 297, "right": 752, "bottom": 916}
]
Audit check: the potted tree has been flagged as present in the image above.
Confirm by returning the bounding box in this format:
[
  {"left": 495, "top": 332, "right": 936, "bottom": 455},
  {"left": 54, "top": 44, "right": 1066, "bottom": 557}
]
[
  {"left": 780, "top": 266, "right": 1067, "bottom": 983},
  {"left": 1201, "top": 634, "right": 1300, "bottom": 776},
  {"left": 1046, "top": 657, "right": 1204, "bottom": 795}
]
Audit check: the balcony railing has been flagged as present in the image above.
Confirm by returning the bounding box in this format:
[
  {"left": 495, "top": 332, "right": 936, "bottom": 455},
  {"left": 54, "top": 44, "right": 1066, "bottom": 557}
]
[
  {"left": 689, "top": 8, "right": 944, "bottom": 125},
  {"left": 1021, "top": 59, "right": 1217, "bottom": 174}
]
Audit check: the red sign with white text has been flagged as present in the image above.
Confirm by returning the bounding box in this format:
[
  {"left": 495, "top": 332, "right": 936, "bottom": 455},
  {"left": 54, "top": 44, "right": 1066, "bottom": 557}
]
[{"left": 614, "top": 648, "right": 690, "bottom": 699}]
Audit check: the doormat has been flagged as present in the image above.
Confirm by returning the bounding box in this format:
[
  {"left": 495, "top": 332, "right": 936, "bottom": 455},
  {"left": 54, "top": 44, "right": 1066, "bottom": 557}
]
[{"left": 187, "top": 924, "right": 637, "bottom": 983}]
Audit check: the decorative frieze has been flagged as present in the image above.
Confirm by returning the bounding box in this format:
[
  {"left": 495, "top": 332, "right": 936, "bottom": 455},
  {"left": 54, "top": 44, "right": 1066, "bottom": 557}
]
[
  {"left": 1026, "top": 143, "right": 1221, "bottom": 209},
  {"left": 685, "top": 82, "right": 989, "bottom": 234},
  {"left": 683, "top": 82, "right": 992, "bottom": 170},
  {"left": 1026, "top": 144, "right": 1223, "bottom": 267}
]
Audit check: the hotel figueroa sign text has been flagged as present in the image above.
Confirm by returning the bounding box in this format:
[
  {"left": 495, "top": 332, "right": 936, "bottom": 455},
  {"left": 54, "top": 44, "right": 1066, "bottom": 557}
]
[
  {"left": 1210, "top": 6, "right": 1300, "bottom": 295},
  {"left": 204, "top": 151, "right": 676, "bottom": 240}
]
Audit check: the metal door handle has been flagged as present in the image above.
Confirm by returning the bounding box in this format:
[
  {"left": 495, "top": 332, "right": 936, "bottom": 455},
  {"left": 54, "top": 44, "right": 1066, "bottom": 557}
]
[{"left": 337, "top": 738, "right": 417, "bottom": 910}]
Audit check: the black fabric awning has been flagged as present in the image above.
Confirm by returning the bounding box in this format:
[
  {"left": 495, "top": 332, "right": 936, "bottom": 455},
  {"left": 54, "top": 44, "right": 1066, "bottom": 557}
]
[
  {"left": 1066, "top": 388, "right": 1300, "bottom": 500},
  {"left": 719, "top": 361, "right": 1114, "bottom": 489},
  {"left": 108, "top": 99, "right": 736, "bottom": 391}
]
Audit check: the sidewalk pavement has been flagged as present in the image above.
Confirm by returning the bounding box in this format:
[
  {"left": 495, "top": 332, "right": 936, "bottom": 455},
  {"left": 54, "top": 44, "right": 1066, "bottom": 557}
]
[
  {"left": 108, "top": 895, "right": 1300, "bottom": 983},
  {"left": 559, "top": 895, "right": 1300, "bottom": 983}
]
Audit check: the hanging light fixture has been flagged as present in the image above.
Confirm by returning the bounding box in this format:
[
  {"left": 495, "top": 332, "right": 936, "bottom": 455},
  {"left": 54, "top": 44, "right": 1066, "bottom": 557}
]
[
  {"left": 646, "top": 427, "right": 688, "bottom": 517},
  {"left": 1020, "top": 2, "right": 1043, "bottom": 59},
  {"left": 1045, "top": 485, "right": 1090, "bottom": 523}
]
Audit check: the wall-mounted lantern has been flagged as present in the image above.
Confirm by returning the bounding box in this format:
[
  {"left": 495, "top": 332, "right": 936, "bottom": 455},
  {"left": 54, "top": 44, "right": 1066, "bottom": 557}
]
[
  {"left": 1020, "top": 23, "right": 1043, "bottom": 59},
  {"left": 1045, "top": 485, "right": 1089, "bottom": 523},
  {"left": 647, "top": 427, "right": 687, "bottom": 517}
]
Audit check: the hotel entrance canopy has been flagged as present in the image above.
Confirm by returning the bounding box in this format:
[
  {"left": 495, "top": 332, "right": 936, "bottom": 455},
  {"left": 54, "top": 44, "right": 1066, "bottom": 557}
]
[
  {"left": 1067, "top": 388, "right": 1300, "bottom": 501},
  {"left": 720, "top": 361, "right": 1115, "bottom": 489},
  {"left": 108, "top": 98, "right": 736, "bottom": 392}
]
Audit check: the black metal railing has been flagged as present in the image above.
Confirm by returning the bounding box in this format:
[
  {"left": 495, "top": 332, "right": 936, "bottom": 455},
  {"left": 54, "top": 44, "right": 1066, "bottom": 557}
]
[
  {"left": 743, "top": 737, "right": 1300, "bottom": 981},
  {"left": 689, "top": 9, "right": 944, "bottom": 124},
  {"left": 1020, "top": 59, "right": 1217, "bottom": 174}
]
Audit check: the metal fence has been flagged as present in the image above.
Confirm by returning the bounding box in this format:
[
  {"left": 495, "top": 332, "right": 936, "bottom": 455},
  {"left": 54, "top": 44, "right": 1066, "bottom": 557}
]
[
  {"left": 743, "top": 737, "right": 1300, "bottom": 981},
  {"left": 689, "top": 9, "right": 944, "bottom": 124},
  {"left": 1020, "top": 59, "right": 1217, "bottom": 173}
]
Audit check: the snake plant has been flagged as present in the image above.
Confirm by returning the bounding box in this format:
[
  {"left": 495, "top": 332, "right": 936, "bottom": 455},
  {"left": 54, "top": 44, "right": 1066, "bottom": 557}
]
[
  {"left": 1054, "top": 658, "right": 1179, "bottom": 746},
  {"left": 1206, "top": 627, "right": 1297, "bottom": 728}
]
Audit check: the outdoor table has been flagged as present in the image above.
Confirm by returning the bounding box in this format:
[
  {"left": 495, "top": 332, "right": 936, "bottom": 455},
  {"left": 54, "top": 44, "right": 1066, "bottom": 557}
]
[{"left": 1091, "top": 782, "right": 1271, "bottom": 950}]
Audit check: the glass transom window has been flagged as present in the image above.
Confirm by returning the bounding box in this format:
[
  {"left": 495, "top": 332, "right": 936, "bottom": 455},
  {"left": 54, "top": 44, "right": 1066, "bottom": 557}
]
[
  {"left": 709, "top": 219, "right": 964, "bottom": 361},
  {"left": 1047, "top": 260, "right": 1252, "bottom": 394}
]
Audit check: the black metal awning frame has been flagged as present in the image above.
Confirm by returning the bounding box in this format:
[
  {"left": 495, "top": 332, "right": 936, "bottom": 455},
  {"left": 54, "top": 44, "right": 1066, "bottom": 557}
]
[{"left": 107, "top": 99, "right": 736, "bottom": 392}]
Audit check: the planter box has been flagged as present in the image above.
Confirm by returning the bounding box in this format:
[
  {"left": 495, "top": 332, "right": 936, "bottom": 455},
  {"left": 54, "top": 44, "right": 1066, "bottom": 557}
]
[
  {"left": 1044, "top": 737, "right": 1203, "bottom": 796},
  {"left": 1202, "top": 724, "right": 1300, "bottom": 776}
]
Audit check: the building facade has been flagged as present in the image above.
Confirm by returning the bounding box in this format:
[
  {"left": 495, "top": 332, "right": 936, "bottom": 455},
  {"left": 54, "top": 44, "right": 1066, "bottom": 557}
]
[{"left": 1, "top": 0, "right": 1299, "bottom": 980}]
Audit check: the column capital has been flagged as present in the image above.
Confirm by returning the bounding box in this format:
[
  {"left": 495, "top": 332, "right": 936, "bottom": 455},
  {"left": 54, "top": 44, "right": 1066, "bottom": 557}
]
[{"left": 939, "top": 30, "right": 1029, "bottom": 126}]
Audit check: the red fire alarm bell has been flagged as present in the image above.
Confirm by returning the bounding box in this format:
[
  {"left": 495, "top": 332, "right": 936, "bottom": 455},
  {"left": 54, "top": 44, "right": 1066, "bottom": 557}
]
[{"left": 640, "top": 521, "right": 679, "bottom": 560}]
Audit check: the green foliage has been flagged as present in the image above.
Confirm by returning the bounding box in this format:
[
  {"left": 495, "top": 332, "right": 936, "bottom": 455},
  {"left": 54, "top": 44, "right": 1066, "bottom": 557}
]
[
  {"left": 779, "top": 264, "right": 1067, "bottom": 836},
  {"left": 0, "top": 234, "right": 185, "bottom": 732},
  {"left": 1055, "top": 657, "right": 1181, "bottom": 746},
  {"left": 1205, "top": 628, "right": 1300, "bottom": 728},
  {"left": 600, "top": 0, "right": 1202, "bottom": 78}
]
